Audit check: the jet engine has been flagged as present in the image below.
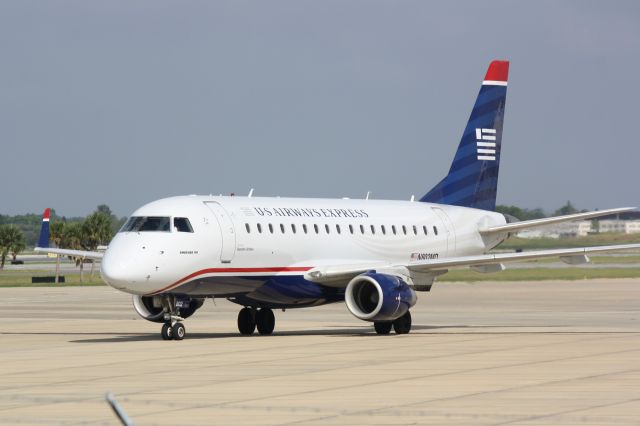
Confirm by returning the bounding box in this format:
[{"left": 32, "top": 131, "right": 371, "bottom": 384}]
[
  {"left": 345, "top": 272, "right": 417, "bottom": 322},
  {"left": 132, "top": 295, "right": 204, "bottom": 323}
]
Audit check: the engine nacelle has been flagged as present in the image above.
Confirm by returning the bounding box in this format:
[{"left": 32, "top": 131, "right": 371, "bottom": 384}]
[
  {"left": 345, "top": 272, "right": 417, "bottom": 322},
  {"left": 132, "top": 295, "right": 204, "bottom": 323}
]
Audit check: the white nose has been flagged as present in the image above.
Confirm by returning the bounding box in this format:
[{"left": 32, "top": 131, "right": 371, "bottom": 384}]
[{"left": 101, "top": 248, "right": 136, "bottom": 291}]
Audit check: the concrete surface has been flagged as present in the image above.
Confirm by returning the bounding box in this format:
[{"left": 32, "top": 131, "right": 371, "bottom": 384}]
[{"left": 0, "top": 280, "right": 639, "bottom": 425}]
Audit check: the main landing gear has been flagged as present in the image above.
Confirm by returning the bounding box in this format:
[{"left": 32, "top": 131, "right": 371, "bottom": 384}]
[
  {"left": 373, "top": 311, "right": 412, "bottom": 335},
  {"left": 237, "top": 307, "right": 275, "bottom": 336}
]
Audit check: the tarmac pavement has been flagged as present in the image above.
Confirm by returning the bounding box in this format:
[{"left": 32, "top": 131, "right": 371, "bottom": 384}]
[{"left": 0, "top": 280, "right": 639, "bottom": 425}]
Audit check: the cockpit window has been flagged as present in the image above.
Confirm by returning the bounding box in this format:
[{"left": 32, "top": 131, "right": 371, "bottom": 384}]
[
  {"left": 174, "top": 217, "right": 193, "bottom": 233},
  {"left": 120, "top": 216, "right": 171, "bottom": 232}
]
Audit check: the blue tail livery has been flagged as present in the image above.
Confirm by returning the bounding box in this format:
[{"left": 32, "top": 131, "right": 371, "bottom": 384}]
[
  {"left": 421, "top": 60, "right": 509, "bottom": 211},
  {"left": 36, "top": 208, "right": 50, "bottom": 248}
]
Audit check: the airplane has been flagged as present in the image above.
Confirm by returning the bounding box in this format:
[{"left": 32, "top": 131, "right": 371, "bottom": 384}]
[{"left": 35, "top": 60, "right": 640, "bottom": 340}]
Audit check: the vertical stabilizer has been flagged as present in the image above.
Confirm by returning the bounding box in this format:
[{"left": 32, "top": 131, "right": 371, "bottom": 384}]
[
  {"left": 421, "top": 60, "right": 509, "bottom": 211},
  {"left": 36, "top": 208, "right": 50, "bottom": 248}
]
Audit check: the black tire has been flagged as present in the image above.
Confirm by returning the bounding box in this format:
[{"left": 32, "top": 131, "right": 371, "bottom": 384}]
[
  {"left": 173, "top": 323, "right": 186, "bottom": 341},
  {"left": 393, "top": 311, "right": 412, "bottom": 335},
  {"left": 161, "top": 323, "right": 173, "bottom": 340},
  {"left": 237, "top": 308, "right": 256, "bottom": 335},
  {"left": 374, "top": 321, "right": 393, "bottom": 335},
  {"left": 256, "top": 308, "right": 275, "bottom": 335}
]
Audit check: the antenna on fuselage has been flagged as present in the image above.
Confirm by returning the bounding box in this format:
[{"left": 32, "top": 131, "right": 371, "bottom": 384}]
[
  {"left": 248, "top": 188, "right": 254, "bottom": 198},
  {"left": 365, "top": 191, "right": 371, "bottom": 200},
  {"left": 410, "top": 195, "right": 415, "bottom": 202}
]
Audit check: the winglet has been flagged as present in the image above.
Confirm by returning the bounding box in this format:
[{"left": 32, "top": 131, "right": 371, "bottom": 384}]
[{"left": 36, "top": 208, "right": 51, "bottom": 248}]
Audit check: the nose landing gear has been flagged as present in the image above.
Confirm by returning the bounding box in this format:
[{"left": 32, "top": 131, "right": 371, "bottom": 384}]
[
  {"left": 159, "top": 296, "right": 187, "bottom": 340},
  {"left": 160, "top": 316, "right": 186, "bottom": 340},
  {"left": 237, "top": 307, "right": 275, "bottom": 335}
]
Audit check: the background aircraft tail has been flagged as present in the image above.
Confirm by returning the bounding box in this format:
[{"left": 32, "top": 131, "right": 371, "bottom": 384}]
[
  {"left": 36, "top": 208, "right": 50, "bottom": 248},
  {"left": 420, "top": 60, "right": 509, "bottom": 211}
]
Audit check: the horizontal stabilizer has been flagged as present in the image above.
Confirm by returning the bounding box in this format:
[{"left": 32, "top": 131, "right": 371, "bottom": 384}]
[{"left": 480, "top": 207, "right": 636, "bottom": 235}]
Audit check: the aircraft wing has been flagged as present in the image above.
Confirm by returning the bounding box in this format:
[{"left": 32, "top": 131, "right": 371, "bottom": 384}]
[
  {"left": 34, "top": 247, "right": 104, "bottom": 259},
  {"left": 305, "top": 243, "right": 640, "bottom": 285},
  {"left": 480, "top": 207, "right": 636, "bottom": 235}
]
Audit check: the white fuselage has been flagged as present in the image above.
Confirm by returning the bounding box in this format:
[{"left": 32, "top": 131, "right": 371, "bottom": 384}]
[{"left": 101, "top": 195, "right": 507, "bottom": 299}]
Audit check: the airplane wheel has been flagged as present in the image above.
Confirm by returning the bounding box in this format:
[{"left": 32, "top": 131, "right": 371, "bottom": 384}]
[
  {"left": 393, "top": 311, "right": 412, "bottom": 335},
  {"left": 238, "top": 307, "right": 256, "bottom": 335},
  {"left": 374, "top": 321, "right": 392, "bottom": 335},
  {"left": 161, "top": 323, "right": 173, "bottom": 340},
  {"left": 173, "top": 323, "right": 186, "bottom": 340},
  {"left": 256, "top": 308, "right": 275, "bottom": 335}
]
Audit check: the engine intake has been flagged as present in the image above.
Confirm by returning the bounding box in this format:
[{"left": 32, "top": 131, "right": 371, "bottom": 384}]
[
  {"left": 132, "top": 295, "right": 204, "bottom": 323},
  {"left": 345, "top": 272, "right": 417, "bottom": 322}
]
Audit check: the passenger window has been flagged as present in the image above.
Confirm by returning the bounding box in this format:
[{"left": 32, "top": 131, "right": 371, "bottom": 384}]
[
  {"left": 402, "top": 225, "right": 407, "bottom": 235},
  {"left": 349, "top": 224, "right": 354, "bottom": 234},
  {"left": 413, "top": 225, "right": 418, "bottom": 235},
  {"left": 433, "top": 226, "right": 438, "bottom": 235},
  {"left": 370, "top": 225, "right": 375, "bottom": 235},
  {"left": 257, "top": 223, "right": 262, "bottom": 233},
  {"left": 245, "top": 223, "right": 250, "bottom": 234},
  {"left": 280, "top": 224, "right": 285, "bottom": 234},
  {"left": 423, "top": 225, "right": 428, "bottom": 235},
  {"left": 325, "top": 224, "right": 330, "bottom": 234},
  {"left": 336, "top": 224, "right": 341, "bottom": 234},
  {"left": 392, "top": 225, "right": 397, "bottom": 235},
  {"left": 174, "top": 217, "right": 194, "bottom": 233},
  {"left": 303, "top": 224, "right": 308, "bottom": 234},
  {"left": 360, "top": 224, "right": 365, "bottom": 234},
  {"left": 381, "top": 225, "right": 386, "bottom": 235},
  {"left": 268, "top": 224, "right": 274, "bottom": 234},
  {"left": 314, "top": 224, "right": 319, "bottom": 234},
  {"left": 291, "top": 224, "right": 296, "bottom": 234}
]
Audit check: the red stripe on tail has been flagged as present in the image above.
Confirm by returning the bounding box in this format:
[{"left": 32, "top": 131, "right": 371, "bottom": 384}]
[{"left": 484, "top": 60, "right": 509, "bottom": 82}]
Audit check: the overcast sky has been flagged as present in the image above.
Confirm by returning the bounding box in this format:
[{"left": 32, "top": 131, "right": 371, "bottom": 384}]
[{"left": 1, "top": 1, "right": 639, "bottom": 217}]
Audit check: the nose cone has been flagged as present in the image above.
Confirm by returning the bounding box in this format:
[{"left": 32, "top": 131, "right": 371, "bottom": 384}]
[
  {"left": 100, "top": 234, "right": 147, "bottom": 294},
  {"left": 101, "top": 247, "right": 135, "bottom": 293}
]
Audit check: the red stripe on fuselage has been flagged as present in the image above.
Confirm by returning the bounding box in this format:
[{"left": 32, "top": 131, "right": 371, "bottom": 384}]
[{"left": 149, "top": 266, "right": 313, "bottom": 295}]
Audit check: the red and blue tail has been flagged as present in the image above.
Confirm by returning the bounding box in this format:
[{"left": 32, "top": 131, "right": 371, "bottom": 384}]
[
  {"left": 36, "top": 208, "right": 50, "bottom": 248},
  {"left": 421, "top": 60, "right": 509, "bottom": 211}
]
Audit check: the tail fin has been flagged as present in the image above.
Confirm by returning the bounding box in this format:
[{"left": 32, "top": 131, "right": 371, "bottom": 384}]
[
  {"left": 36, "top": 208, "right": 50, "bottom": 248},
  {"left": 420, "top": 60, "right": 509, "bottom": 211}
]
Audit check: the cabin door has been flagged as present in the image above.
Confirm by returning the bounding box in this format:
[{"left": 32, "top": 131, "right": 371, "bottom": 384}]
[{"left": 204, "top": 202, "right": 236, "bottom": 263}]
